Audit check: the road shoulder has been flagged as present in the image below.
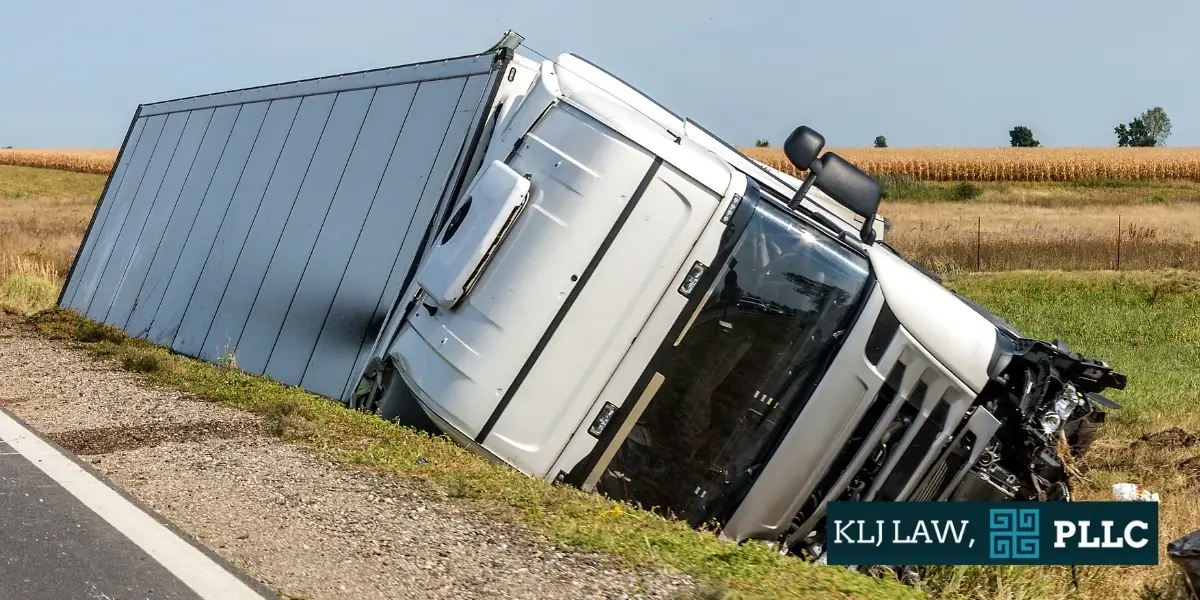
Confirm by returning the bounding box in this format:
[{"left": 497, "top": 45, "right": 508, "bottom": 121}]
[
  {"left": 0, "top": 407, "right": 275, "bottom": 600},
  {"left": 0, "top": 315, "right": 695, "bottom": 600}
]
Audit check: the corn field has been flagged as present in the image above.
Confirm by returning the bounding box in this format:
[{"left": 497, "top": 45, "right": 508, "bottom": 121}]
[
  {"left": 0, "top": 149, "right": 118, "bottom": 175},
  {"left": 742, "top": 147, "right": 1200, "bottom": 182},
  {"left": 10, "top": 147, "right": 1200, "bottom": 182}
]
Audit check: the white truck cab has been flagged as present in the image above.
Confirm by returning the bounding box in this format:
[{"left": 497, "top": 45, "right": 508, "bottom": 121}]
[{"left": 364, "top": 45, "right": 1128, "bottom": 555}]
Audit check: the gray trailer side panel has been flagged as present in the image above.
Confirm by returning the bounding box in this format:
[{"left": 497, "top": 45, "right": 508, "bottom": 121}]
[
  {"left": 65, "top": 115, "right": 167, "bottom": 313},
  {"left": 59, "top": 50, "right": 507, "bottom": 399},
  {"left": 86, "top": 112, "right": 190, "bottom": 321},
  {"left": 60, "top": 116, "right": 148, "bottom": 309},
  {"left": 235, "top": 88, "right": 378, "bottom": 377},
  {"left": 312, "top": 73, "right": 495, "bottom": 400},
  {"left": 262, "top": 83, "right": 418, "bottom": 387},
  {"left": 124, "top": 105, "right": 243, "bottom": 338},
  {"left": 184, "top": 93, "right": 337, "bottom": 360},
  {"left": 104, "top": 108, "right": 215, "bottom": 329},
  {"left": 169, "top": 99, "right": 300, "bottom": 356},
  {"left": 137, "top": 54, "right": 496, "bottom": 117},
  {"left": 146, "top": 102, "right": 272, "bottom": 347}
]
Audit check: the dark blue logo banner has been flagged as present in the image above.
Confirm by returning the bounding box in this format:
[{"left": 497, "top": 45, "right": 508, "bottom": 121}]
[{"left": 826, "top": 501, "right": 1158, "bottom": 566}]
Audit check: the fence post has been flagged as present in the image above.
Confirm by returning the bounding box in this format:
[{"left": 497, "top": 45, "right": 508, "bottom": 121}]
[
  {"left": 1117, "top": 214, "right": 1122, "bottom": 271},
  {"left": 976, "top": 216, "right": 981, "bottom": 272}
]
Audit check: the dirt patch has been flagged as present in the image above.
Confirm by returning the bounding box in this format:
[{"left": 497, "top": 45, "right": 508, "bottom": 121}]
[
  {"left": 47, "top": 420, "right": 262, "bottom": 455},
  {"left": 1178, "top": 455, "right": 1200, "bottom": 486},
  {"left": 1135, "top": 427, "right": 1200, "bottom": 450},
  {"left": 0, "top": 395, "right": 23, "bottom": 406}
]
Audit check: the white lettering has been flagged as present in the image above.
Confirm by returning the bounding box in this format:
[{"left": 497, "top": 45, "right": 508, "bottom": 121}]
[
  {"left": 1054, "top": 521, "right": 1077, "bottom": 548},
  {"left": 1101, "top": 520, "right": 1124, "bottom": 548},
  {"left": 1078, "top": 520, "right": 1101, "bottom": 548},
  {"left": 1124, "top": 521, "right": 1149, "bottom": 548},
  {"left": 911, "top": 520, "right": 932, "bottom": 544},
  {"left": 893, "top": 520, "right": 914, "bottom": 544},
  {"left": 834, "top": 519, "right": 857, "bottom": 543},
  {"left": 856, "top": 520, "right": 878, "bottom": 546},
  {"left": 933, "top": 520, "right": 970, "bottom": 544}
]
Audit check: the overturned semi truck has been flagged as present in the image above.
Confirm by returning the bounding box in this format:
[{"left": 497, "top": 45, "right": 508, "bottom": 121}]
[{"left": 60, "top": 30, "right": 1127, "bottom": 560}]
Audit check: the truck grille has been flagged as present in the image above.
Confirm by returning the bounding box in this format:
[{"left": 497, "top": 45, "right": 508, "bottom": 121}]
[
  {"left": 908, "top": 430, "right": 974, "bottom": 502},
  {"left": 787, "top": 324, "right": 980, "bottom": 543},
  {"left": 874, "top": 394, "right": 948, "bottom": 501},
  {"left": 800, "top": 363, "right": 905, "bottom": 512}
]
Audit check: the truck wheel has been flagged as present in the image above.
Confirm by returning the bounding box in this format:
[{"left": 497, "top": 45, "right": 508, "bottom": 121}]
[{"left": 377, "top": 366, "right": 439, "bottom": 436}]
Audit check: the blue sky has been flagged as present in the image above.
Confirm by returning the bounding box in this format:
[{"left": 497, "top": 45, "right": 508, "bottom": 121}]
[{"left": 2, "top": 0, "right": 1194, "bottom": 149}]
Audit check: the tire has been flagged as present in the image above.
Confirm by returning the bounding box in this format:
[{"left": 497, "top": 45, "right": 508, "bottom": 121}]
[{"left": 377, "top": 365, "right": 440, "bottom": 435}]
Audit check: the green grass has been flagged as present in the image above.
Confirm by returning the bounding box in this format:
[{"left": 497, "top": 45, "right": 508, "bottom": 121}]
[
  {"left": 932, "top": 270, "right": 1200, "bottom": 600},
  {"left": 0, "top": 164, "right": 108, "bottom": 200},
  {"left": 879, "top": 175, "right": 984, "bottom": 202},
  {"left": 1061, "top": 178, "right": 1195, "bottom": 190},
  {"left": 0, "top": 165, "right": 107, "bottom": 316},
  {"left": 25, "top": 269, "right": 1200, "bottom": 600},
  {"left": 0, "top": 273, "right": 58, "bottom": 315},
  {"left": 881, "top": 176, "right": 1200, "bottom": 207},
  {"left": 946, "top": 270, "right": 1200, "bottom": 435}
]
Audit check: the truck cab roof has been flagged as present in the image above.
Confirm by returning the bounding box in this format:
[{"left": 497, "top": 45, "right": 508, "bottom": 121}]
[{"left": 537, "top": 52, "right": 888, "bottom": 244}]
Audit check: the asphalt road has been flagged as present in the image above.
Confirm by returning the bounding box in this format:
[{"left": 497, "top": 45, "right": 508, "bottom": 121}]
[{"left": 0, "top": 407, "right": 276, "bottom": 600}]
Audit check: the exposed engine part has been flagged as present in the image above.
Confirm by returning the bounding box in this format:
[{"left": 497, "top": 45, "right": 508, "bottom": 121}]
[
  {"left": 951, "top": 462, "right": 1020, "bottom": 501},
  {"left": 977, "top": 444, "right": 999, "bottom": 467},
  {"left": 785, "top": 333, "right": 1126, "bottom": 563}
]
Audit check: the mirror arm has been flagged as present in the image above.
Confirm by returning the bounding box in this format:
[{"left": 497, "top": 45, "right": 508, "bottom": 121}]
[
  {"left": 860, "top": 213, "right": 877, "bottom": 244},
  {"left": 789, "top": 160, "right": 822, "bottom": 210},
  {"left": 789, "top": 174, "right": 815, "bottom": 210}
]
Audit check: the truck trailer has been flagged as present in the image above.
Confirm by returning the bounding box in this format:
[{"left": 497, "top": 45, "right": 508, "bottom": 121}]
[{"left": 60, "top": 30, "right": 1127, "bottom": 561}]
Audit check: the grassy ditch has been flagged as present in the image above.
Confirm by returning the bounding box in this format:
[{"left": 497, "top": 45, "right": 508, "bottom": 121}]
[
  {"left": 23, "top": 270, "right": 1200, "bottom": 600},
  {"left": 28, "top": 309, "right": 920, "bottom": 600}
]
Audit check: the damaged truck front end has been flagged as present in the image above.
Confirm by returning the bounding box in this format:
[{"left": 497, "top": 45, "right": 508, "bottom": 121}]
[
  {"left": 725, "top": 249, "right": 1128, "bottom": 560},
  {"left": 576, "top": 179, "right": 1128, "bottom": 560}
]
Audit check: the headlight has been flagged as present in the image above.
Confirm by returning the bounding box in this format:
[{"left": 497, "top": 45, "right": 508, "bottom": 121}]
[
  {"left": 1040, "top": 411, "right": 1063, "bottom": 434},
  {"left": 1041, "top": 383, "right": 1083, "bottom": 434}
]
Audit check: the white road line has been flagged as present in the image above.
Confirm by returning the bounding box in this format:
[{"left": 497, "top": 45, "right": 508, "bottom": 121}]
[{"left": 0, "top": 410, "right": 270, "bottom": 600}]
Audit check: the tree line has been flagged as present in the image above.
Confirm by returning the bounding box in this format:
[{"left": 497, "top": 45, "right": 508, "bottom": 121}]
[{"left": 752, "top": 106, "right": 1173, "bottom": 149}]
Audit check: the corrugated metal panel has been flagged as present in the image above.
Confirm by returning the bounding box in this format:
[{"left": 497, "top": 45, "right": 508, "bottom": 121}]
[{"left": 60, "top": 50, "right": 508, "bottom": 401}]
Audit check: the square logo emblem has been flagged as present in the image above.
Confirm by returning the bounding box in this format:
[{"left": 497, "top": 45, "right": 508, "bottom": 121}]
[{"left": 989, "top": 508, "right": 1040, "bottom": 560}]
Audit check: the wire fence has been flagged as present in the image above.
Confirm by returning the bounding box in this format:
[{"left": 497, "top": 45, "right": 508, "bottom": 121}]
[{"left": 887, "top": 215, "right": 1200, "bottom": 274}]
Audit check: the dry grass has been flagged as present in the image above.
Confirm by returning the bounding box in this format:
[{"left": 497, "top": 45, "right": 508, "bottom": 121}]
[
  {"left": 0, "top": 148, "right": 118, "bottom": 175},
  {"left": 884, "top": 200, "right": 1200, "bottom": 274},
  {"left": 0, "top": 165, "right": 108, "bottom": 314},
  {"left": 742, "top": 146, "right": 1200, "bottom": 182}
]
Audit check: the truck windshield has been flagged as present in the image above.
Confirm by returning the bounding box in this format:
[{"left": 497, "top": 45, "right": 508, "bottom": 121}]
[{"left": 595, "top": 198, "right": 871, "bottom": 526}]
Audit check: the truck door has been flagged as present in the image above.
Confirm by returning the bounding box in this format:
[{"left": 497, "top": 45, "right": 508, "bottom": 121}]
[{"left": 388, "top": 98, "right": 751, "bottom": 479}]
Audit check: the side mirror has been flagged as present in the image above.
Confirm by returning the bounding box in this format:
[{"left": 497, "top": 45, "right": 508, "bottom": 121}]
[
  {"left": 783, "top": 126, "right": 825, "bottom": 172},
  {"left": 812, "top": 152, "right": 882, "bottom": 243}
]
